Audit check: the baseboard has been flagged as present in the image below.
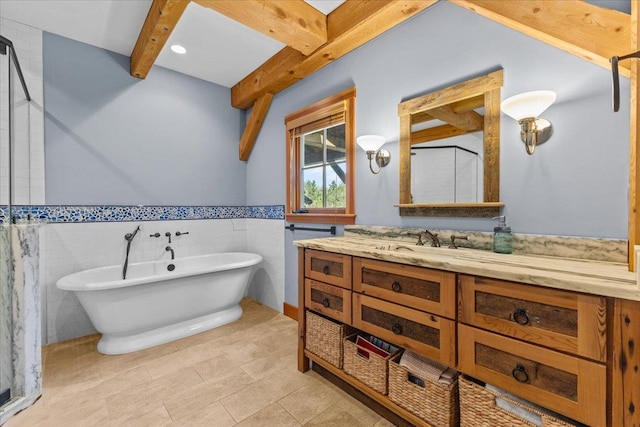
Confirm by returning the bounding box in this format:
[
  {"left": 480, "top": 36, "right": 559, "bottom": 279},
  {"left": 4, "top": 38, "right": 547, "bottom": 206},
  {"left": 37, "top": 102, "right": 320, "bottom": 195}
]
[{"left": 283, "top": 302, "right": 298, "bottom": 321}]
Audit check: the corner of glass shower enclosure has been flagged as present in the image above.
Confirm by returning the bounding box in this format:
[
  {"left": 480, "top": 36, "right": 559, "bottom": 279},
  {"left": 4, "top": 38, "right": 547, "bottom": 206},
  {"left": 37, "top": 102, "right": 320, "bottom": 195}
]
[{"left": 0, "top": 30, "right": 41, "bottom": 424}]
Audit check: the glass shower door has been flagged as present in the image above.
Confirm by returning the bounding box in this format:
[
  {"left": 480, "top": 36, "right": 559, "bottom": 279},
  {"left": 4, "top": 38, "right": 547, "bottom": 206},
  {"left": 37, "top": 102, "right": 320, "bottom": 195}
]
[
  {"left": 0, "top": 28, "right": 32, "bottom": 410},
  {"left": 0, "top": 30, "right": 15, "bottom": 409}
]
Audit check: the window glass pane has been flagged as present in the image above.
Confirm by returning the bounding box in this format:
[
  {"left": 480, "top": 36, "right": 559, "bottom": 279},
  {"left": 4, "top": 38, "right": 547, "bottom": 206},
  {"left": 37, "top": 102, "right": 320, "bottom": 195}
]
[
  {"left": 303, "top": 130, "right": 323, "bottom": 167},
  {"left": 325, "top": 161, "right": 346, "bottom": 208},
  {"left": 302, "top": 166, "right": 323, "bottom": 208},
  {"left": 326, "top": 123, "right": 345, "bottom": 163}
]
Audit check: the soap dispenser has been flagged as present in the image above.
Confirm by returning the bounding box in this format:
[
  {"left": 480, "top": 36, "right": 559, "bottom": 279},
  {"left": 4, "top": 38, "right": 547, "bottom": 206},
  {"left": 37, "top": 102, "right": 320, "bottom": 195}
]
[{"left": 492, "top": 216, "right": 513, "bottom": 254}]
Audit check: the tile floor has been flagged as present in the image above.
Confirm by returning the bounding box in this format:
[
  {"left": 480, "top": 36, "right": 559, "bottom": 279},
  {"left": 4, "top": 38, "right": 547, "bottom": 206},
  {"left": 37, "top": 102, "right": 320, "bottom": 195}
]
[{"left": 5, "top": 298, "right": 395, "bottom": 426}]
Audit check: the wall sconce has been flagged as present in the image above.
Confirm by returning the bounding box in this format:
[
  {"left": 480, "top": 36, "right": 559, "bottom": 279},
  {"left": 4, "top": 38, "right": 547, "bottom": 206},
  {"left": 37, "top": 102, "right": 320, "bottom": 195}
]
[
  {"left": 356, "top": 135, "right": 390, "bottom": 174},
  {"left": 500, "top": 90, "right": 556, "bottom": 155}
]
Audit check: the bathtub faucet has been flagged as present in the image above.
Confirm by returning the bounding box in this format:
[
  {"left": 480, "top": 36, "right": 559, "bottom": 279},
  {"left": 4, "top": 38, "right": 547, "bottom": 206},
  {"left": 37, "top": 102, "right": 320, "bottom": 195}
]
[{"left": 165, "top": 246, "right": 175, "bottom": 260}]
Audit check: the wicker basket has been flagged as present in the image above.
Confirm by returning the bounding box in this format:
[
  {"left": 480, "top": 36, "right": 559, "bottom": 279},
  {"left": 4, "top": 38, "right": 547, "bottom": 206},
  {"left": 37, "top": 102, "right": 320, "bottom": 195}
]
[
  {"left": 305, "top": 310, "right": 354, "bottom": 368},
  {"left": 388, "top": 352, "right": 459, "bottom": 427},
  {"left": 459, "top": 376, "right": 580, "bottom": 427},
  {"left": 343, "top": 333, "right": 400, "bottom": 395}
]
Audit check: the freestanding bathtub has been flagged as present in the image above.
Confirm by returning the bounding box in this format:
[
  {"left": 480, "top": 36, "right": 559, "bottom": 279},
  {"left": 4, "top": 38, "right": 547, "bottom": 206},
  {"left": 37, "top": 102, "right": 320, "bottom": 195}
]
[{"left": 56, "top": 252, "right": 262, "bottom": 355}]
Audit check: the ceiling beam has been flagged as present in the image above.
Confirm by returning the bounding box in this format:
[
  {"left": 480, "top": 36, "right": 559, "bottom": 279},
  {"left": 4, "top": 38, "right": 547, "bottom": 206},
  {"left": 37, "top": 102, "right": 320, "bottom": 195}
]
[
  {"left": 193, "top": 0, "right": 327, "bottom": 55},
  {"left": 411, "top": 124, "right": 469, "bottom": 145},
  {"left": 450, "top": 0, "right": 631, "bottom": 77},
  {"left": 130, "top": 0, "right": 190, "bottom": 79},
  {"left": 239, "top": 92, "right": 274, "bottom": 161},
  {"left": 427, "top": 105, "right": 484, "bottom": 132},
  {"left": 231, "top": 0, "right": 437, "bottom": 110}
]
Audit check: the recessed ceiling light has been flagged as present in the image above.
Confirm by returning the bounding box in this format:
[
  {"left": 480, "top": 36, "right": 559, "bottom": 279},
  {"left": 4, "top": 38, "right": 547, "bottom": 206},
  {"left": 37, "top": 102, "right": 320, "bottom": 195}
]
[{"left": 170, "top": 44, "right": 187, "bottom": 54}]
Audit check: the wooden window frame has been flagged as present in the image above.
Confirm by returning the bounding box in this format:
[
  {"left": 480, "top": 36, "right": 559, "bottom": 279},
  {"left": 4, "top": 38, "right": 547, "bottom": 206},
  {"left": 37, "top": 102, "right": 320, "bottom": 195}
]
[{"left": 285, "top": 87, "right": 356, "bottom": 225}]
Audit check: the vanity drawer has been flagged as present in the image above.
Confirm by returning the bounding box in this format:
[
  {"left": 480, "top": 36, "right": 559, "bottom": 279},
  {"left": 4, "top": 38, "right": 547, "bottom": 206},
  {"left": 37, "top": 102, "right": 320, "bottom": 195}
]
[
  {"left": 305, "top": 279, "right": 351, "bottom": 324},
  {"left": 458, "top": 275, "right": 607, "bottom": 362},
  {"left": 353, "top": 293, "right": 455, "bottom": 367},
  {"left": 304, "top": 249, "right": 352, "bottom": 289},
  {"left": 458, "top": 324, "right": 606, "bottom": 426},
  {"left": 354, "top": 257, "right": 456, "bottom": 319}
]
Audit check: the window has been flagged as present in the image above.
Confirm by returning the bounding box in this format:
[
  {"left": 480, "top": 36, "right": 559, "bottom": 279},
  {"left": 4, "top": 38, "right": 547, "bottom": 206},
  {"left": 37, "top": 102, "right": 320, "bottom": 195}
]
[{"left": 285, "top": 87, "right": 355, "bottom": 224}]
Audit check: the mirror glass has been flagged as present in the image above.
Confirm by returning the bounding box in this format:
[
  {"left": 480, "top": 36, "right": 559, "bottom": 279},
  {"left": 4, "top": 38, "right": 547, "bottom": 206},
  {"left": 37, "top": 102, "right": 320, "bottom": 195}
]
[
  {"left": 397, "top": 69, "right": 504, "bottom": 217},
  {"left": 410, "top": 95, "right": 484, "bottom": 203}
]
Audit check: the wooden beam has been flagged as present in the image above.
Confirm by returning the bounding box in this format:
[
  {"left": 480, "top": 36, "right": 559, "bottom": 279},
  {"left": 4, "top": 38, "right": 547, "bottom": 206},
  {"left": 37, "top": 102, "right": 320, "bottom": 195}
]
[
  {"left": 629, "top": 0, "right": 640, "bottom": 272},
  {"left": 231, "top": 0, "right": 437, "bottom": 110},
  {"left": 427, "top": 105, "right": 484, "bottom": 132},
  {"left": 411, "top": 124, "right": 469, "bottom": 144},
  {"left": 239, "top": 92, "right": 274, "bottom": 161},
  {"left": 450, "top": 0, "right": 631, "bottom": 77},
  {"left": 193, "top": 0, "right": 327, "bottom": 55},
  {"left": 130, "top": 0, "right": 190, "bottom": 79}
]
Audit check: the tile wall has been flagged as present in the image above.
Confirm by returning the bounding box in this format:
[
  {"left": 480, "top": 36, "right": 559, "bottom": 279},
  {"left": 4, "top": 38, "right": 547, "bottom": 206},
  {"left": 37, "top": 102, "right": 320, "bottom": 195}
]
[{"left": 0, "top": 17, "right": 45, "bottom": 206}]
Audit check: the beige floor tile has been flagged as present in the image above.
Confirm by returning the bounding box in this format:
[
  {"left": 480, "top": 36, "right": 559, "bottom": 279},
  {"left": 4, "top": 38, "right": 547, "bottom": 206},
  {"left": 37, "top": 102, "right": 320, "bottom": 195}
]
[
  {"left": 4, "top": 298, "right": 393, "bottom": 427},
  {"left": 374, "top": 417, "right": 397, "bottom": 427},
  {"left": 304, "top": 404, "right": 371, "bottom": 427},
  {"left": 163, "top": 368, "right": 255, "bottom": 421},
  {"left": 236, "top": 402, "right": 302, "bottom": 427},
  {"left": 240, "top": 349, "right": 297, "bottom": 381},
  {"left": 168, "top": 401, "right": 237, "bottom": 427},
  {"left": 220, "top": 365, "right": 314, "bottom": 422},
  {"left": 97, "top": 341, "right": 182, "bottom": 377},
  {"left": 191, "top": 351, "right": 242, "bottom": 381},
  {"left": 335, "top": 393, "right": 386, "bottom": 426},
  {"left": 31, "top": 399, "right": 110, "bottom": 427},
  {"left": 278, "top": 381, "right": 342, "bottom": 424},
  {"left": 144, "top": 345, "right": 212, "bottom": 379},
  {"left": 47, "top": 364, "right": 152, "bottom": 408},
  {"left": 105, "top": 367, "right": 202, "bottom": 420}
]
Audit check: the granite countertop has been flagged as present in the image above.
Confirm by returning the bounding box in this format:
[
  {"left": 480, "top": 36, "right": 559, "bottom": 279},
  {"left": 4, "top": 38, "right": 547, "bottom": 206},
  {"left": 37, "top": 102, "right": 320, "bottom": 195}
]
[{"left": 295, "top": 236, "right": 639, "bottom": 301}]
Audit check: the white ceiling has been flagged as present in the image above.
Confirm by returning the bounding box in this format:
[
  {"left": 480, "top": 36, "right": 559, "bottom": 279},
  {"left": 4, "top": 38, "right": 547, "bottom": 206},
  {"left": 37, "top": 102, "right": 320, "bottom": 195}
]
[{"left": 0, "top": 0, "right": 345, "bottom": 88}]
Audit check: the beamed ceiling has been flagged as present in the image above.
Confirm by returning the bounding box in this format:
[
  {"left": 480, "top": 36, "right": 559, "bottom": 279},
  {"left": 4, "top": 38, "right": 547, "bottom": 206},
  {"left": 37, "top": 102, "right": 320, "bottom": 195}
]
[{"left": 128, "top": 0, "right": 632, "bottom": 161}]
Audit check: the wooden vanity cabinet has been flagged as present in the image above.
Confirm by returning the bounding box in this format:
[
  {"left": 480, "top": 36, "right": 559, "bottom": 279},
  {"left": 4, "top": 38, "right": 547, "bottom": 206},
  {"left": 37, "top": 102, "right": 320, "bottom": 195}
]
[
  {"left": 298, "top": 248, "right": 616, "bottom": 427},
  {"left": 304, "top": 249, "right": 352, "bottom": 289},
  {"left": 458, "top": 274, "right": 608, "bottom": 426},
  {"left": 458, "top": 275, "right": 607, "bottom": 362},
  {"left": 353, "top": 258, "right": 457, "bottom": 366},
  {"left": 458, "top": 324, "right": 606, "bottom": 426}
]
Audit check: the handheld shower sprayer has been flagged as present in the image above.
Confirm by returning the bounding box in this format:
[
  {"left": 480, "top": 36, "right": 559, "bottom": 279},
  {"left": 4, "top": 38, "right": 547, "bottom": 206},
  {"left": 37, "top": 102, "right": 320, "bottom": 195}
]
[{"left": 123, "top": 225, "right": 142, "bottom": 279}]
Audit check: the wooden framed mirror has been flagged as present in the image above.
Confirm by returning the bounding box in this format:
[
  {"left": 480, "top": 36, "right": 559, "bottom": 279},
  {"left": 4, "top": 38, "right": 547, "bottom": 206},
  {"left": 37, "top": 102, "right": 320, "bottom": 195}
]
[{"left": 397, "top": 69, "right": 504, "bottom": 217}]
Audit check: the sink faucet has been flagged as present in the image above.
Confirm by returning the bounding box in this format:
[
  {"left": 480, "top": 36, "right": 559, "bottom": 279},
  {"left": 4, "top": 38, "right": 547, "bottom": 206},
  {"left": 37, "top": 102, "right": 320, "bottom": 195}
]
[
  {"left": 165, "top": 245, "right": 175, "bottom": 260},
  {"left": 407, "top": 232, "right": 424, "bottom": 246},
  {"left": 423, "top": 229, "right": 441, "bottom": 247}
]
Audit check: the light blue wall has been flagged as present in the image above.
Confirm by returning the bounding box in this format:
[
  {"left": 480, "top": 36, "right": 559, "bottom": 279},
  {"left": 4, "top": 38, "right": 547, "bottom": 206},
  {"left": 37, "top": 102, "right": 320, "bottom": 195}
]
[
  {"left": 245, "top": 2, "right": 631, "bottom": 305},
  {"left": 44, "top": 32, "right": 246, "bottom": 205}
]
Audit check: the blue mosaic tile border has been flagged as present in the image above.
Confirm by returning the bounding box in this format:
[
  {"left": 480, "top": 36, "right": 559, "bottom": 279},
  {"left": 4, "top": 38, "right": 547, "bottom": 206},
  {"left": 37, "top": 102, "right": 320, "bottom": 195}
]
[{"left": 0, "top": 205, "right": 284, "bottom": 223}]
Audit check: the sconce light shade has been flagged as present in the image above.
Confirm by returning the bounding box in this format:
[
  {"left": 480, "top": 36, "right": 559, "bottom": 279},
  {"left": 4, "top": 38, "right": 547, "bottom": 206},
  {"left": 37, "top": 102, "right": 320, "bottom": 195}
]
[
  {"left": 500, "top": 90, "right": 556, "bottom": 121},
  {"left": 501, "top": 90, "right": 556, "bottom": 155},
  {"left": 356, "top": 135, "right": 386, "bottom": 152},
  {"left": 356, "top": 135, "right": 390, "bottom": 174}
]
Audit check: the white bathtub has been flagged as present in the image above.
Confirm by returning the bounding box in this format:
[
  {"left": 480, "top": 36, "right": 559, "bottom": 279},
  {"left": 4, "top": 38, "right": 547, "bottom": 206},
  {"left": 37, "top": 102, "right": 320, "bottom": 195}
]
[{"left": 56, "top": 252, "right": 262, "bottom": 355}]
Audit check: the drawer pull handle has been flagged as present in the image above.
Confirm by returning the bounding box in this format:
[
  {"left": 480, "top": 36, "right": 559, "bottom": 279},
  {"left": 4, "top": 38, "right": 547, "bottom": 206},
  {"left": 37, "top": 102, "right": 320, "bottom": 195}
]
[
  {"left": 513, "top": 308, "right": 530, "bottom": 325},
  {"left": 322, "top": 298, "right": 330, "bottom": 308},
  {"left": 391, "top": 281, "right": 402, "bottom": 292},
  {"left": 323, "top": 265, "right": 330, "bottom": 275},
  {"left": 392, "top": 323, "right": 403, "bottom": 335},
  {"left": 512, "top": 364, "right": 529, "bottom": 383}
]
